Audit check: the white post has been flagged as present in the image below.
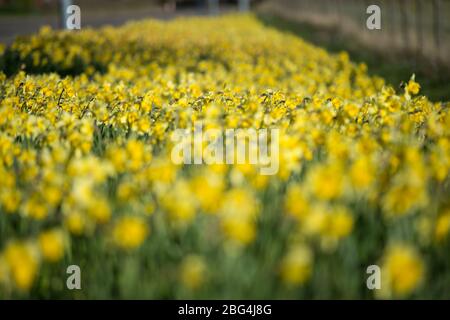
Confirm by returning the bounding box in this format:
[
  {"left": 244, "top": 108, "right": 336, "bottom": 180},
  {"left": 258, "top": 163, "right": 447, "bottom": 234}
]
[
  {"left": 60, "top": 0, "right": 72, "bottom": 29},
  {"left": 208, "top": 0, "right": 219, "bottom": 15},
  {"left": 239, "top": 0, "right": 250, "bottom": 12}
]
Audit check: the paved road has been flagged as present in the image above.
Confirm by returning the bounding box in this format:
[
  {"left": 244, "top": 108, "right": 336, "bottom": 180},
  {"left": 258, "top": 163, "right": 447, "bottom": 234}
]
[{"left": 0, "top": 7, "right": 213, "bottom": 44}]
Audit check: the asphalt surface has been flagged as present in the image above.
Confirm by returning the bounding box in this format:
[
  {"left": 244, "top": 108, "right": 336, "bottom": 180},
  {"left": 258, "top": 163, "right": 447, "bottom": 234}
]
[{"left": 0, "top": 7, "right": 213, "bottom": 44}]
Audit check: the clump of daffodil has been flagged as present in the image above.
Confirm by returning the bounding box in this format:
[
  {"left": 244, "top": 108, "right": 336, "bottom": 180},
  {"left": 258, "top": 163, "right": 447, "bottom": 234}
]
[
  {"left": 284, "top": 184, "right": 309, "bottom": 220},
  {"left": 0, "top": 256, "right": 9, "bottom": 286},
  {"left": 434, "top": 209, "right": 450, "bottom": 242},
  {"left": 38, "top": 229, "right": 65, "bottom": 262},
  {"left": 0, "top": 13, "right": 448, "bottom": 299},
  {"left": 280, "top": 244, "right": 313, "bottom": 286},
  {"left": 179, "top": 255, "right": 207, "bottom": 290},
  {"left": 64, "top": 211, "right": 86, "bottom": 236},
  {"left": 379, "top": 244, "right": 424, "bottom": 298},
  {"left": 112, "top": 216, "right": 149, "bottom": 250},
  {"left": 406, "top": 77, "right": 421, "bottom": 96},
  {"left": 300, "top": 204, "right": 354, "bottom": 251},
  {"left": 219, "top": 188, "right": 259, "bottom": 245},
  {"left": 3, "top": 242, "right": 39, "bottom": 291},
  {"left": 307, "top": 162, "right": 345, "bottom": 200}
]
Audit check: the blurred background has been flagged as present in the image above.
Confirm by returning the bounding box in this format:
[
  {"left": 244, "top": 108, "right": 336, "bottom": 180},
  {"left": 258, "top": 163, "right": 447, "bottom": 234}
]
[
  {"left": 257, "top": 0, "right": 450, "bottom": 100},
  {"left": 1, "top": 0, "right": 449, "bottom": 100},
  {"left": 260, "top": 1, "right": 450, "bottom": 65}
]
